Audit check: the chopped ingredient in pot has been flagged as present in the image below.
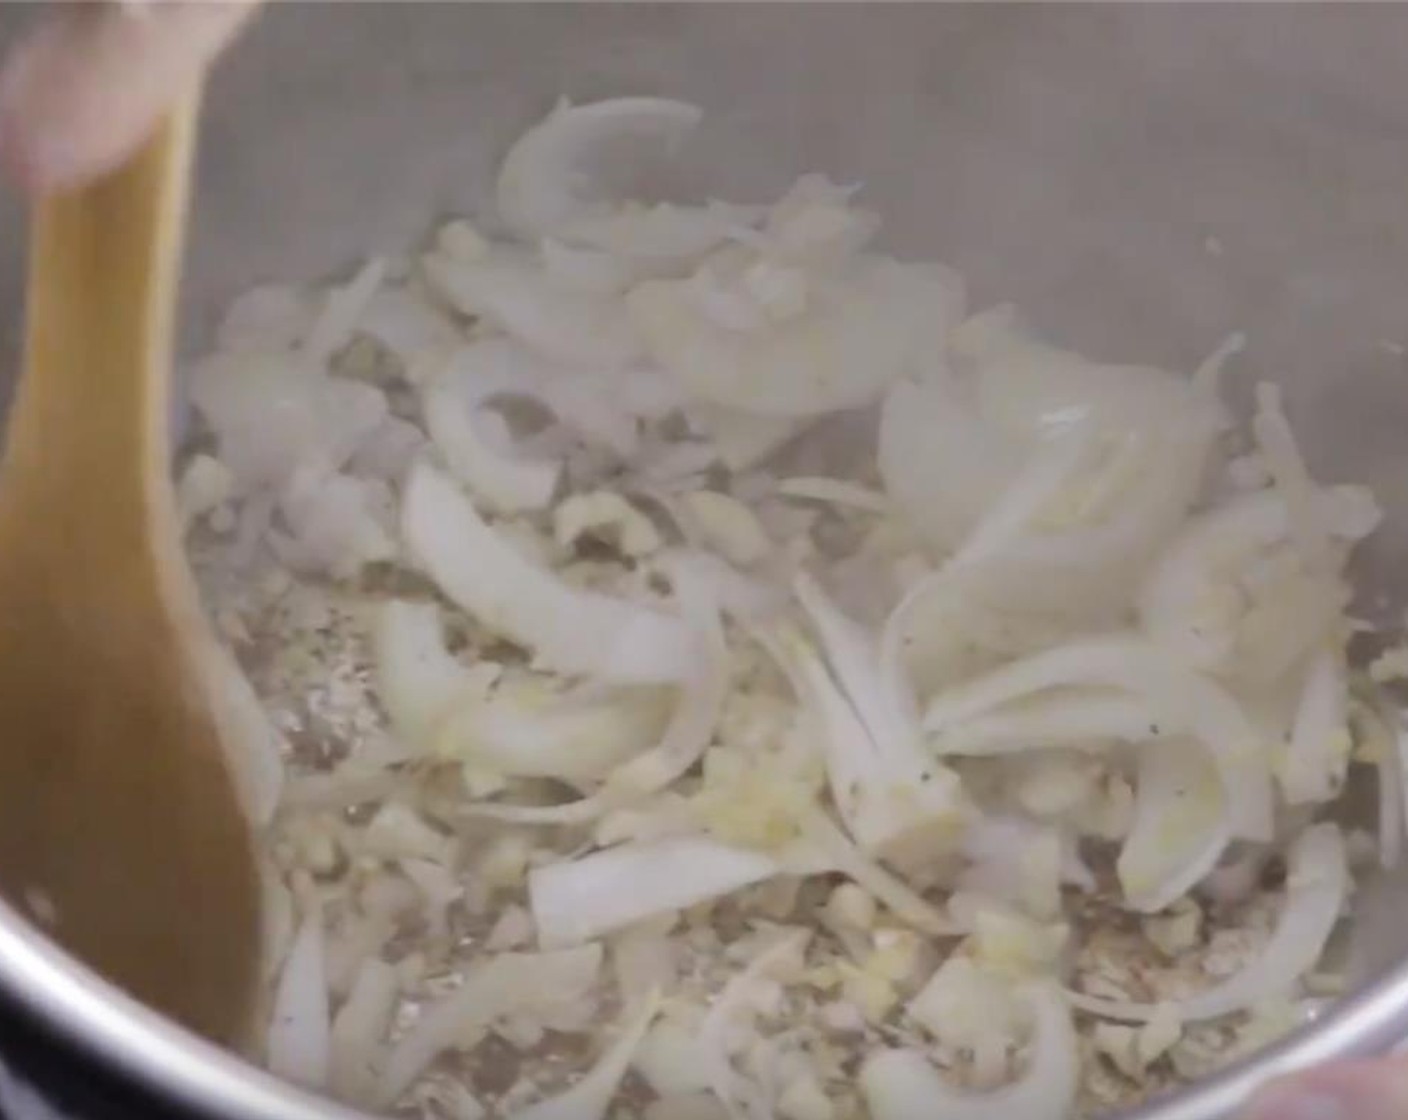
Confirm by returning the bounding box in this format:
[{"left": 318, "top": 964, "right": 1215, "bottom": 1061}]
[{"left": 181, "top": 97, "right": 1402, "bottom": 1120}]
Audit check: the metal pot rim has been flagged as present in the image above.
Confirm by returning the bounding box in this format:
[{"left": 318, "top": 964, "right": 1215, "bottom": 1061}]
[
  {"left": 0, "top": 896, "right": 350, "bottom": 1120},
  {"left": 0, "top": 893, "right": 1406, "bottom": 1119}
]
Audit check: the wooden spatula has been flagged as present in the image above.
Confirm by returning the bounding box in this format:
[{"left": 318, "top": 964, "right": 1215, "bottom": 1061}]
[{"left": 0, "top": 97, "right": 259, "bottom": 1045}]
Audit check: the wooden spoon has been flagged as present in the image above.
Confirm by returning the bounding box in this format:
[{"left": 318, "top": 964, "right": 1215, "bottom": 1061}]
[{"left": 0, "top": 97, "right": 259, "bottom": 1045}]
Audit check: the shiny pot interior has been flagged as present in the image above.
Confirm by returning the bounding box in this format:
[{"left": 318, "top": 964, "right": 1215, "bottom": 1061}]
[{"left": 3, "top": 5, "right": 1408, "bottom": 1119}]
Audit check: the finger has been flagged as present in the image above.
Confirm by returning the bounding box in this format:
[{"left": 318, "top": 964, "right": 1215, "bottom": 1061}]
[
  {"left": 0, "top": 0, "right": 261, "bottom": 193},
  {"left": 1241, "top": 1058, "right": 1408, "bottom": 1120}
]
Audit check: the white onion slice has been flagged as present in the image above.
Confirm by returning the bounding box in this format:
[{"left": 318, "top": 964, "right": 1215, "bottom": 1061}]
[
  {"left": 402, "top": 462, "right": 692, "bottom": 683},
  {"left": 776, "top": 476, "right": 889, "bottom": 512},
  {"left": 267, "top": 908, "right": 330, "bottom": 1091},
  {"left": 565, "top": 202, "right": 756, "bottom": 265},
  {"left": 528, "top": 837, "right": 797, "bottom": 949},
  {"left": 373, "top": 600, "right": 476, "bottom": 752},
  {"left": 190, "top": 354, "right": 389, "bottom": 492},
  {"left": 792, "top": 575, "right": 965, "bottom": 862},
  {"left": 1280, "top": 649, "right": 1351, "bottom": 806},
  {"left": 928, "top": 690, "right": 1155, "bottom": 757},
  {"left": 1137, "top": 487, "right": 1380, "bottom": 672},
  {"left": 799, "top": 808, "right": 958, "bottom": 937},
  {"left": 948, "top": 423, "right": 1097, "bottom": 571},
  {"left": 922, "top": 635, "right": 1273, "bottom": 843},
  {"left": 302, "top": 257, "right": 387, "bottom": 368},
  {"left": 1118, "top": 739, "right": 1230, "bottom": 913},
  {"left": 762, "top": 604, "right": 964, "bottom": 868},
  {"left": 428, "top": 336, "right": 640, "bottom": 460},
  {"left": 463, "top": 567, "right": 728, "bottom": 824},
  {"left": 424, "top": 249, "right": 641, "bottom": 368},
  {"left": 196, "top": 640, "right": 285, "bottom": 829},
  {"left": 379, "top": 944, "right": 603, "bottom": 1104},
  {"left": 1365, "top": 691, "right": 1408, "bottom": 870},
  {"left": 879, "top": 366, "right": 1024, "bottom": 554},
  {"left": 355, "top": 285, "right": 462, "bottom": 367},
  {"left": 216, "top": 283, "right": 316, "bottom": 353},
  {"left": 329, "top": 958, "right": 398, "bottom": 1104},
  {"left": 497, "top": 98, "right": 703, "bottom": 239},
  {"left": 700, "top": 929, "right": 812, "bottom": 1120},
  {"left": 860, "top": 984, "right": 1078, "bottom": 1120},
  {"left": 684, "top": 402, "right": 806, "bottom": 471},
  {"left": 512, "top": 991, "right": 663, "bottom": 1120},
  {"left": 422, "top": 344, "right": 562, "bottom": 512},
  {"left": 438, "top": 681, "right": 672, "bottom": 789},
  {"left": 541, "top": 239, "right": 641, "bottom": 295},
  {"left": 628, "top": 256, "right": 963, "bottom": 417},
  {"left": 1253, "top": 381, "right": 1333, "bottom": 570},
  {"left": 985, "top": 425, "right": 1215, "bottom": 617},
  {"left": 1071, "top": 823, "right": 1348, "bottom": 1023}
]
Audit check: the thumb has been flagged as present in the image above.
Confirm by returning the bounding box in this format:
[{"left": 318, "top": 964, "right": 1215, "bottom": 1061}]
[
  {"left": 0, "top": 0, "right": 261, "bottom": 193},
  {"left": 1242, "top": 1058, "right": 1408, "bottom": 1120}
]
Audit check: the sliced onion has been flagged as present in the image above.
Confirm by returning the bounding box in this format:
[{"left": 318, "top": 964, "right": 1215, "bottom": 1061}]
[
  {"left": 1137, "top": 487, "right": 1380, "bottom": 673},
  {"left": 1118, "top": 739, "right": 1230, "bottom": 913},
  {"left": 302, "top": 257, "right": 387, "bottom": 368},
  {"left": 424, "top": 248, "right": 641, "bottom": 368},
  {"left": 437, "top": 679, "right": 672, "bottom": 790},
  {"left": 349, "top": 416, "right": 427, "bottom": 482},
  {"left": 1071, "top": 823, "right": 1348, "bottom": 1022},
  {"left": 860, "top": 984, "right": 1078, "bottom": 1120},
  {"left": 880, "top": 564, "right": 1073, "bottom": 706},
  {"left": 528, "top": 837, "right": 794, "bottom": 949},
  {"left": 565, "top": 202, "right": 757, "bottom": 265},
  {"left": 960, "top": 311, "right": 1210, "bottom": 438},
  {"left": 879, "top": 365, "right": 1024, "bottom": 554},
  {"left": 792, "top": 576, "right": 965, "bottom": 860},
  {"left": 402, "top": 462, "right": 693, "bottom": 683},
  {"left": 355, "top": 284, "right": 462, "bottom": 368},
  {"left": 983, "top": 425, "right": 1215, "bottom": 617},
  {"left": 379, "top": 944, "right": 603, "bottom": 1104},
  {"left": 190, "top": 353, "right": 389, "bottom": 492},
  {"left": 540, "top": 239, "right": 640, "bottom": 295},
  {"left": 946, "top": 423, "right": 1099, "bottom": 570},
  {"left": 1253, "top": 381, "right": 1334, "bottom": 570},
  {"left": 1364, "top": 690, "right": 1408, "bottom": 870},
  {"left": 800, "top": 808, "right": 958, "bottom": 937},
  {"left": 461, "top": 563, "right": 729, "bottom": 825},
  {"left": 699, "top": 929, "right": 812, "bottom": 1120},
  {"left": 259, "top": 863, "right": 295, "bottom": 984},
  {"left": 196, "top": 639, "right": 285, "bottom": 830},
  {"left": 1280, "top": 649, "right": 1351, "bottom": 806},
  {"left": 683, "top": 402, "right": 806, "bottom": 471},
  {"left": 373, "top": 599, "right": 479, "bottom": 752},
  {"left": 428, "top": 337, "right": 641, "bottom": 460},
  {"left": 496, "top": 98, "right": 704, "bottom": 239},
  {"left": 267, "top": 907, "right": 330, "bottom": 1091},
  {"left": 270, "top": 470, "right": 397, "bottom": 578},
  {"left": 422, "top": 344, "right": 562, "bottom": 512},
  {"left": 761, "top": 610, "right": 964, "bottom": 867},
  {"left": 216, "top": 283, "right": 316, "bottom": 353},
  {"left": 329, "top": 958, "right": 398, "bottom": 1104},
  {"left": 959, "top": 815, "right": 1064, "bottom": 920},
  {"left": 928, "top": 690, "right": 1156, "bottom": 757},
  {"left": 776, "top": 476, "right": 888, "bottom": 512},
  {"left": 628, "top": 256, "right": 963, "bottom": 417},
  {"left": 512, "top": 991, "right": 662, "bottom": 1120},
  {"left": 922, "top": 635, "right": 1274, "bottom": 843}
]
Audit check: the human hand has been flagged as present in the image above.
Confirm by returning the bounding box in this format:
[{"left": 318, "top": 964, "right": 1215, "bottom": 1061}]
[
  {"left": 0, "top": 0, "right": 260, "bottom": 193},
  {"left": 1243, "top": 1058, "right": 1408, "bottom": 1120}
]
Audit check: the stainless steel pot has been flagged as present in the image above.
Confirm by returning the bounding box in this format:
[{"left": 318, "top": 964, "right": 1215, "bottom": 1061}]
[{"left": 2, "top": 4, "right": 1408, "bottom": 1119}]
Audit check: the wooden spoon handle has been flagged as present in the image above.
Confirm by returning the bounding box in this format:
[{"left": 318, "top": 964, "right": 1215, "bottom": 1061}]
[
  {"left": 0, "top": 94, "right": 261, "bottom": 1045},
  {"left": 7, "top": 95, "right": 197, "bottom": 555}
]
